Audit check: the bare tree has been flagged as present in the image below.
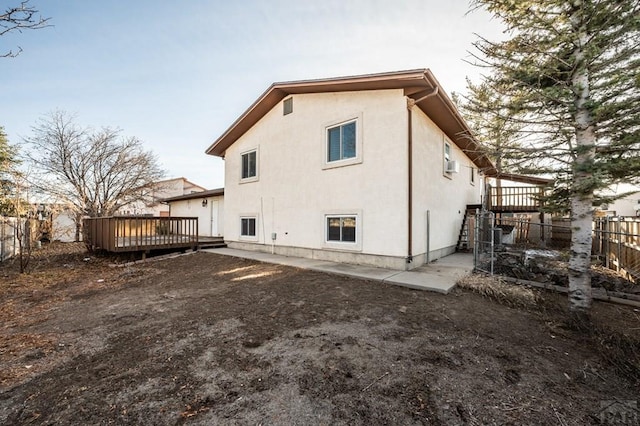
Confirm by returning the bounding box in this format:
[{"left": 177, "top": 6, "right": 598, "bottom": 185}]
[
  {"left": 23, "top": 111, "right": 165, "bottom": 240},
  {"left": 12, "top": 174, "right": 32, "bottom": 273},
  {"left": 1, "top": 0, "right": 50, "bottom": 57}
]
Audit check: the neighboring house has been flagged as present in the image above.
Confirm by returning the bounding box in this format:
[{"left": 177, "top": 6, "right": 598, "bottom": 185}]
[
  {"left": 119, "top": 177, "right": 207, "bottom": 217},
  {"left": 598, "top": 184, "right": 640, "bottom": 217},
  {"left": 205, "top": 69, "right": 507, "bottom": 270},
  {"left": 52, "top": 206, "right": 78, "bottom": 242},
  {"left": 163, "top": 188, "right": 225, "bottom": 237},
  {"left": 609, "top": 195, "right": 640, "bottom": 217}
]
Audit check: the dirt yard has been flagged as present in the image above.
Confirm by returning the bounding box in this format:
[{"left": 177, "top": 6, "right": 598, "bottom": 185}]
[{"left": 0, "top": 243, "right": 638, "bottom": 425}]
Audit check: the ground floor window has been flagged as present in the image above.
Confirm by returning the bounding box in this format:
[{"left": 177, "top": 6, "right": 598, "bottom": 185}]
[
  {"left": 241, "top": 217, "right": 256, "bottom": 237},
  {"left": 326, "top": 216, "right": 356, "bottom": 243}
]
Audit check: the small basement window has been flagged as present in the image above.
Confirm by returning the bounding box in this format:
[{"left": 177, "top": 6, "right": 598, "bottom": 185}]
[
  {"left": 241, "top": 217, "right": 256, "bottom": 237},
  {"left": 326, "top": 216, "right": 356, "bottom": 243}
]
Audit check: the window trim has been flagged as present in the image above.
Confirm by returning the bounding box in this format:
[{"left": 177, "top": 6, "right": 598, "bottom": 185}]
[
  {"left": 239, "top": 216, "right": 258, "bottom": 240},
  {"left": 322, "top": 210, "right": 362, "bottom": 251},
  {"left": 323, "top": 114, "right": 363, "bottom": 170},
  {"left": 240, "top": 148, "right": 259, "bottom": 183}
]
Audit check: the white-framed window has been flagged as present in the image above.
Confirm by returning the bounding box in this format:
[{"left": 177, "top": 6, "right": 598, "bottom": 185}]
[
  {"left": 444, "top": 141, "right": 451, "bottom": 166},
  {"left": 443, "top": 140, "right": 452, "bottom": 177},
  {"left": 326, "top": 215, "right": 357, "bottom": 243},
  {"left": 470, "top": 166, "right": 475, "bottom": 185},
  {"left": 283, "top": 97, "right": 293, "bottom": 115},
  {"left": 241, "top": 149, "right": 258, "bottom": 182},
  {"left": 240, "top": 217, "right": 257, "bottom": 237},
  {"left": 327, "top": 121, "right": 356, "bottom": 163},
  {"left": 323, "top": 115, "right": 362, "bottom": 169}
]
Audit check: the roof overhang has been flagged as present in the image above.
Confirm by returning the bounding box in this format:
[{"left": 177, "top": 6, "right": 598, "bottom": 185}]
[
  {"left": 489, "top": 172, "right": 554, "bottom": 186},
  {"left": 205, "top": 69, "right": 497, "bottom": 173},
  {"left": 162, "top": 188, "right": 224, "bottom": 203}
]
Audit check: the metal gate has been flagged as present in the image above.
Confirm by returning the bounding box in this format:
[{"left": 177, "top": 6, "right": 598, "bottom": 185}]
[{"left": 473, "top": 210, "right": 497, "bottom": 274}]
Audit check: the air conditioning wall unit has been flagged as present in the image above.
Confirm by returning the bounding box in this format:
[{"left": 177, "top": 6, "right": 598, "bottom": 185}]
[{"left": 445, "top": 160, "right": 460, "bottom": 173}]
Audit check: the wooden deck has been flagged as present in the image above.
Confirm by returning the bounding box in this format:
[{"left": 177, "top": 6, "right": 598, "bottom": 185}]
[
  {"left": 84, "top": 216, "right": 199, "bottom": 253},
  {"left": 488, "top": 186, "right": 544, "bottom": 213}
]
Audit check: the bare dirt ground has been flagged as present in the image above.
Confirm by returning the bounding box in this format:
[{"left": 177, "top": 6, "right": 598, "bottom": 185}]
[{"left": 0, "top": 243, "right": 639, "bottom": 425}]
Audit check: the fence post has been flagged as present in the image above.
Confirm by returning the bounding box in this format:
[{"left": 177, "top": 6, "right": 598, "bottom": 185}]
[
  {"left": 616, "top": 218, "right": 622, "bottom": 273},
  {"left": 604, "top": 217, "right": 609, "bottom": 268},
  {"left": 473, "top": 209, "right": 479, "bottom": 271},
  {"left": 489, "top": 213, "right": 496, "bottom": 275}
]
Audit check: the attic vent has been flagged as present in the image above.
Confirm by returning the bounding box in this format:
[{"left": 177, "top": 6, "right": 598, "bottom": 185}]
[{"left": 283, "top": 98, "right": 293, "bottom": 115}]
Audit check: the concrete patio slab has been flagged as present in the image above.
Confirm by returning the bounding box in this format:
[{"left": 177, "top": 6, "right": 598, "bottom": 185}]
[
  {"left": 384, "top": 271, "right": 456, "bottom": 294},
  {"left": 204, "top": 247, "right": 473, "bottom": 294}
]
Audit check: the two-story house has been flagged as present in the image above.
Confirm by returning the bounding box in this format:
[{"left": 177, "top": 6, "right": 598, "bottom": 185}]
[{"left": 206, "top": 69, "right": 498, "bottom": 270}]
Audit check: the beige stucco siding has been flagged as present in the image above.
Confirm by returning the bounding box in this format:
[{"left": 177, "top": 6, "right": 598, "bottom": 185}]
[
  {"left": 223, "top": 89, "right": 408, "bottom": 264},
  {"left": 411, "top": 106, "right": 482, "bottom": 261},
  {"left": 169, "top": 196, "right": 224, "bottom": 237}
]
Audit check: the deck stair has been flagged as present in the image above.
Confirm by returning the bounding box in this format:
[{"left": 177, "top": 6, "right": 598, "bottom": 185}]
[
  {"left": 198, "top": 236, "right": 227, "bottom": 249},
  {"left": 456, "top": 204, "right": 481, "bottom": 252}
]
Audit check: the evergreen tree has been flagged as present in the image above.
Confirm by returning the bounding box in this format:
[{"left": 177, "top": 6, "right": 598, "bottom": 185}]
[
  {"left": 469, "top": 0, "right": 640, "bottom": 312},
  {"left": 454, "top": 80, "right": 527, "bottom": 183}
]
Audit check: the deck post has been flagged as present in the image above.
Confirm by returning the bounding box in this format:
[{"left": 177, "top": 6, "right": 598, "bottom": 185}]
[{"left": 617, "top": 218, "right": 622, "bottom": 273}]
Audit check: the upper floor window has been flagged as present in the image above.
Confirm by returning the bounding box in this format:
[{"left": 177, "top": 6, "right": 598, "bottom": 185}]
[
  {"left": 470, "top": 167, "right": 475, "bottom": 185},
  {"left": 241, "top": 149, "right": 257, "bottom": 180},
  {"left": 443, "top": 140, "right": 452, "bottom": 177},
  {"left": 444, "top": 141, "right": 451, "bottom": 166},
  {"left": 327, "top": 121, "right": 356, "bottom": 163}
]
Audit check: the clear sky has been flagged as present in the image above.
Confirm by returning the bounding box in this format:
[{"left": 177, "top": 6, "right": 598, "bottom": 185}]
[{"left": 1, "top": 0, "right": 503, "bottom": 189}]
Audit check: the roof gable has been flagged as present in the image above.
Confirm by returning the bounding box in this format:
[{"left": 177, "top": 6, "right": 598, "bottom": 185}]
[{"left": 205, "top": 69, "right": 497, "bottom": 174}]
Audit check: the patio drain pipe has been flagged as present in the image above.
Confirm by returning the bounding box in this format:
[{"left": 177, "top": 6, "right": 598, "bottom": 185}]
[{"left": 407, "top": 86, "right": 439, "bottom": 265}]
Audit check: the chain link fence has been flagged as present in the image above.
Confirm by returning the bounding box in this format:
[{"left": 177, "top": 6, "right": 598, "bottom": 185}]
[
  {"left": 473, "top": 211, "right": 640, "bottom": 283},
  {"left": 473, "top": 210, "right": 496, "bottom": 275},
  {"left": 473, "top": 211, "right": 571, "bottom": 275}
]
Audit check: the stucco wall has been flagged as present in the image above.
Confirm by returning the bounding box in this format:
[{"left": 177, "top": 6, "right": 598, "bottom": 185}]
[
  {"left": 411, "top": 107, "right": 483, "bottom": 263},
  {"left": 169, "top": 195, "right": 224, "bottom": 237},
  {"left": 223, "top": 89, "right": 409, "bottom": 267},
  {"left": 222, "top": 89, "right": 482, "bottom": 269},
  {"left": 609, "top": 194, "right": 640, "bottom": 217}
]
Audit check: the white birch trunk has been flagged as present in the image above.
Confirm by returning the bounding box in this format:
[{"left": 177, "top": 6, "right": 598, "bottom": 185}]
[{"left": 568, "top": 0, "right": 594, "bottom": 312}]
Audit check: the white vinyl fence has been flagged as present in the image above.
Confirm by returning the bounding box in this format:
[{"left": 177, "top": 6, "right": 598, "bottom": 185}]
[{"left": 0, "top": 216, "right": 18, "bottom": 262}]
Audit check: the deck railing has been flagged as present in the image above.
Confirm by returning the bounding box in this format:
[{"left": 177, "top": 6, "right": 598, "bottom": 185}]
[
  {"left": 84, "top": 216, "right": 198, "bottom": 252},
  {"left": 488, "top": 186, "right": 544, "bottom": 212}
]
